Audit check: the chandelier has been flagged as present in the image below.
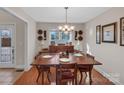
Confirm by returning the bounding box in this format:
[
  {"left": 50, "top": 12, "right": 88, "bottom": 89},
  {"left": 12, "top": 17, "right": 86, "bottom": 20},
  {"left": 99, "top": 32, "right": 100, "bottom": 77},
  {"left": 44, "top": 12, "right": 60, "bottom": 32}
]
[{"left": 58, "top": 7, "right": 74, "bottom": 33}]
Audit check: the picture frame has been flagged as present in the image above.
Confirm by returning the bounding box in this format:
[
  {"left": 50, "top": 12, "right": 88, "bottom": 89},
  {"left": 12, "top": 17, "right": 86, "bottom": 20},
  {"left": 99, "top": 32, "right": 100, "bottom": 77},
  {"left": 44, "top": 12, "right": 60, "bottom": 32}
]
[
  {"left": 120, "top": 17, "right": 124, "bottom": 46},
  {"left": 96, "top": 25, "right": 101, "bottom": 44},
  {"left": 102, "top": 22, "right": 117, "bottom": 43}
]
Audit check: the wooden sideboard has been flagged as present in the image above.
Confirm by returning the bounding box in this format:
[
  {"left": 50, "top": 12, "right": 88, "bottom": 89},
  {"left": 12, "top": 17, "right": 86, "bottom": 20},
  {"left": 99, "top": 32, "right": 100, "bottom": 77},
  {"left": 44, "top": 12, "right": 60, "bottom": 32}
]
[{"left": 49, "top": 45, "right": 74, "bottom": 53}]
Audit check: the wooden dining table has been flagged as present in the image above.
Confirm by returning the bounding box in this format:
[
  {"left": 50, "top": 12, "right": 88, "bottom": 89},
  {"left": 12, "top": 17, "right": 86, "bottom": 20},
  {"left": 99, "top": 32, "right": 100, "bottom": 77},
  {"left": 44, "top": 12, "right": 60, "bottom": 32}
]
[{"left": 31, "top": 53, "right": 102, "bottom": 85}]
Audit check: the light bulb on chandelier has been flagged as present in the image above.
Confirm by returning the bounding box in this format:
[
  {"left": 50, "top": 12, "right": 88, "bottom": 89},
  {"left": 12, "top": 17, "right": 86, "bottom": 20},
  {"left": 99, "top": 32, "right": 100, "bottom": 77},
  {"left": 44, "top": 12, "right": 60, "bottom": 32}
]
[{"left": 58, "top": 7, "right": 75, "bottom": 33}]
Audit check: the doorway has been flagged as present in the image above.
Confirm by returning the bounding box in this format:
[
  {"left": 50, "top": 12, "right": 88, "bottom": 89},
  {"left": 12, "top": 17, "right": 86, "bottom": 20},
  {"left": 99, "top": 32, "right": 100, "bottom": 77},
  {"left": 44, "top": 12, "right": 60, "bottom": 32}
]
[{"left": 0, "top": 24, "right": 15, "bottom": 68}]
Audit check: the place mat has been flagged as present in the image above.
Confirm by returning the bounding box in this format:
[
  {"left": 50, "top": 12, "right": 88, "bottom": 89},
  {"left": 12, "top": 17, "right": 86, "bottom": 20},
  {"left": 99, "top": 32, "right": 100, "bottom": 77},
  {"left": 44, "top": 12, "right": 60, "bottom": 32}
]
[
  {"left": 59, "top": 58, "right": 70, "bottom": 62},
  {"left": 42, "top": 55, "right": 52, "bottom": 58},
  {"left": 73, "top": 53, "right": 83, "bottom": 57}
]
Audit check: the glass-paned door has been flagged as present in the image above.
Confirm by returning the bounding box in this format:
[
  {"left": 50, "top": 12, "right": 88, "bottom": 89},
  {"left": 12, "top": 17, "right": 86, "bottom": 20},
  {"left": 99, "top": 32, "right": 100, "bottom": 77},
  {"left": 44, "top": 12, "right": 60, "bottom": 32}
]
[{"left": 0, "top": 24, "right": 15, "bottom": 67}]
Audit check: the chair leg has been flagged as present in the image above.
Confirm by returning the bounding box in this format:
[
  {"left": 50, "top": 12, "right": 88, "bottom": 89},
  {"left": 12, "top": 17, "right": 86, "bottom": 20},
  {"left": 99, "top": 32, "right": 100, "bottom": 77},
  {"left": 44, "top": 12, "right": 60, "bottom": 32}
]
[
  {"left": 36, "top": 66, "right": 41, "bottom": 83},
  {"left": 79, "top": 71, "right": 83, "bottom": 84},
  {"left": 47, "top": 70, "right": 51, "bottom": 83},
  {"left": 36, "top": 71, "right": 41, "bottom": 83}
]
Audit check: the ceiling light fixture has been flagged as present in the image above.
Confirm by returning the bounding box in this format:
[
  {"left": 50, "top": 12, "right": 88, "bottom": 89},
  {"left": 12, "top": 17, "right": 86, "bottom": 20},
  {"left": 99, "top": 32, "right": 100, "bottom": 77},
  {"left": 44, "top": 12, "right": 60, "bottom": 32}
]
[{"left": 58, "top": 7, "right": 74, "bottom": 33}]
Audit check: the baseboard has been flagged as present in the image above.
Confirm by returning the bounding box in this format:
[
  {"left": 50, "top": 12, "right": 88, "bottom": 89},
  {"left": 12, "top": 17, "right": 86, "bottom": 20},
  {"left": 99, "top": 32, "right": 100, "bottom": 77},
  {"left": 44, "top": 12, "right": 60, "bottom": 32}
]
[
  {"left": 15, "top": 64, "right": 32, "bottom": 71},
  {"left": 15, "top": 65, "right": 25, "bottom": 70},
  {"left": 24, "top": 65, "right": 32, "bottom": 71},
  {"left": 95, "top": 66, "right": 122, "bottom": 85}
]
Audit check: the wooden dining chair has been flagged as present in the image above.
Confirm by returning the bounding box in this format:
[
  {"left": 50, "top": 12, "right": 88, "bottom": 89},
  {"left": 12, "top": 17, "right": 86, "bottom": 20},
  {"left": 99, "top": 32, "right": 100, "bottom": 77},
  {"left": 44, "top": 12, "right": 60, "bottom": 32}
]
[
  {"left": 57, "top": 63, "right": 77, "bottom": 85},
  {"left": 34, "top": 52, "right": 51, "bottom": 84},
  {"left": 78, "top": 53, "right": 94, "bottom": 84},
  {"left": 36, "top": 65, "right": 51, "bottom": 84}
]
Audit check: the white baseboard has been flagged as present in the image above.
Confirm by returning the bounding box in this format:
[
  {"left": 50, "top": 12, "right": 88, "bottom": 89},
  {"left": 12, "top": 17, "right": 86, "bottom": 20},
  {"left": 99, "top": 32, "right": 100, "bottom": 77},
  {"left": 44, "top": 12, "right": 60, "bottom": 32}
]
[
  {"left": 24, "top": 65, "right": 32, "bottom": 71},
  {"left": 15, "top": 65, "right": 25, "bottom": 70},
  {"left": 16, "top": 64, "right": 32, "bottom": 71},
  {"left": 95, "top": 67, "right": 122, "bottom": 85}
]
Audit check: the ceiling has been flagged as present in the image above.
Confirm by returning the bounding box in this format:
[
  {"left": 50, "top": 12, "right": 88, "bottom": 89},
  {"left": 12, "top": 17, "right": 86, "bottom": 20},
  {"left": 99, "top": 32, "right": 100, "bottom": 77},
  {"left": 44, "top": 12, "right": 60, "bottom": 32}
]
[{"left": 21, "top": 7, "right": 111, "bottom": 23}]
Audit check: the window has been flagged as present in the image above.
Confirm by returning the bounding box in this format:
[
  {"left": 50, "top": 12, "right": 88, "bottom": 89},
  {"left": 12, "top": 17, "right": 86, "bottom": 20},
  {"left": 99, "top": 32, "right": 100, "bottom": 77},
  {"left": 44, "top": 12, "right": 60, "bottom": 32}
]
[
  {"left": 1, "top": 29, "right": 11, "bottom": 38},
  {"left": 50, "top": 30, "right": 71, "bottom": 44},
  {"left": 50, "top": 31, "right": 59, "bottom": 41},
  {"left": 61, "top": 32, "right": 70, "bottom": 41}
]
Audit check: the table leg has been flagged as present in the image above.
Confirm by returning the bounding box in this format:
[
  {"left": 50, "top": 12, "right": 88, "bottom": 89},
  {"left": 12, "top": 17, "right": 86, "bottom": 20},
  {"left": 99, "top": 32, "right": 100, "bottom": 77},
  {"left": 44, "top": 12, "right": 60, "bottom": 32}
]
[
  {"left": 56, "top": 66, "right": 58, "bottom": 85},
  {"left": 42, "top": 71, "right": 44, "bottom": 85},
  {"left": 75, "top": 68, "right": 77, "bottom": 85},
  {"left": 89, "top": 65, "right": 93, "bottom": 85}
]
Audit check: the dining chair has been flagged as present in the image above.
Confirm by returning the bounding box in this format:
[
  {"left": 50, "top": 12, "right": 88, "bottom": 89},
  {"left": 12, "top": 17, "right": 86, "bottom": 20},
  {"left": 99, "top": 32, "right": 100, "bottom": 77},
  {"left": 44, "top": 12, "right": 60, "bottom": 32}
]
[
  {"left": 34, "top": 52, "right": 51, "bottom": 84},
  {"left": 36, "top": 65, "right": 51, "bottom": 84},
  {"left": 57, "top": 63, "right": 77, "bottom": 85},
  {"left": 78, "top": 53, "right": 94, "bottom": 84}
]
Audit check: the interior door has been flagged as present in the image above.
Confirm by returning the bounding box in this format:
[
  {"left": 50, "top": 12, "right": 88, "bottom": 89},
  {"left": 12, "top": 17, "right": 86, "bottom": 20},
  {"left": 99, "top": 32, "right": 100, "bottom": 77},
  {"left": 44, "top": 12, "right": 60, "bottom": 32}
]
[{"left": 0, "top": 24, "right": 15, "bottom": 68}]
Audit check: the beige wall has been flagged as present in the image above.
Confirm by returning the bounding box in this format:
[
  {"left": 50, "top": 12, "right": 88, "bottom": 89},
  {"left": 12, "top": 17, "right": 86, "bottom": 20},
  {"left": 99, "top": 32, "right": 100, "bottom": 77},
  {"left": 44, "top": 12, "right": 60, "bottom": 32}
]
[
  {"left": 0, "top": 9, "right": 26, "bottom": 68},
  {"left": 36, "top": 22, "right": 84, "bottom": 54},
  {"left": 4, "top": 7, "right": 36, "bottom": 71},
  {"left": 84, "top": 8, "right": 124, "bottom": 84}
]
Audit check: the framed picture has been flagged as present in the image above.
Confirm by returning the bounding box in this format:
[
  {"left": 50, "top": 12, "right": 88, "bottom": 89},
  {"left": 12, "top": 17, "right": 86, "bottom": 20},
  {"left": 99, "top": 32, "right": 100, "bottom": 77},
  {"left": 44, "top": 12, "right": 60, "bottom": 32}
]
[
  {"left": 120, "top": 17, "right": 124, "bottom": 46},
  {"left": 102, "top": 22, "right": 117, "bottom": 43},
  {"left": 96, "top": 25, "right": 101, "bottom": 44}
]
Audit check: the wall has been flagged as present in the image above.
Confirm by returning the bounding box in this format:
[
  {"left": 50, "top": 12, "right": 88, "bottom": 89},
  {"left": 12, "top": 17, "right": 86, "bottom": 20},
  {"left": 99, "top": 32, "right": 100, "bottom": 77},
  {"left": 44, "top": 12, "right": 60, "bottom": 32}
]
[
  {"left": 84, "top": 8, "right": 124, "bottom": 84},
  {"left": 3, "top": 7, "right": 36, "bottom": 71},
  {"left": 0, "top": 9, "right": 26, "bottom": 69},
  {"left": 36, "top": 22, "right": 84, "bottom": 54}
]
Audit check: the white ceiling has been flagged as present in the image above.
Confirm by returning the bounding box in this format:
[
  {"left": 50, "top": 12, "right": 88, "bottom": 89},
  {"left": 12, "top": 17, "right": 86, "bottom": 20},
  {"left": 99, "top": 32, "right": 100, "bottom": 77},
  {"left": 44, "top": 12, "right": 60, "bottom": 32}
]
[{"left": 21, "top": 7, "right": 111, "bottom": 23}]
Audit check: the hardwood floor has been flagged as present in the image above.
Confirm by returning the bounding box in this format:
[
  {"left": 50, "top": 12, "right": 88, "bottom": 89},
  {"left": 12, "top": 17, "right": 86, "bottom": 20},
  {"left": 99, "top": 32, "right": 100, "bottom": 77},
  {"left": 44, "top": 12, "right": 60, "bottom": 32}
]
[
  {"left": 14, "top": 67, "right": 114, "bottom": 85},
  {"left": 0, "top": 68, "right": 23, "bottom": 85}
]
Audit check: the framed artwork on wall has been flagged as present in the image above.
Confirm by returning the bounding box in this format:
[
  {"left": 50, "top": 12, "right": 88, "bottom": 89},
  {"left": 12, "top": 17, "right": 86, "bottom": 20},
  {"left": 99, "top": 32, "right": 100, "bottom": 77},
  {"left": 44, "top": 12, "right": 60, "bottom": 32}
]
[
  {"left": 96, "top": 25, "right": 101, "bottom": 44},
  {"left": 102, "top": 22, "right": 117, "bottom": 43},
  {"left": 120, "top": 17, "right": 124, "bottom": 46}
]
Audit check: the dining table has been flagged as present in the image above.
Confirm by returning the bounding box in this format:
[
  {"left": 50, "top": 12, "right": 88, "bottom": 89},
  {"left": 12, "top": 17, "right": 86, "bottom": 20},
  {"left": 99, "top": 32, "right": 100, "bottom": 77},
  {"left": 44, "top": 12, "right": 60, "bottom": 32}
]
[{"left": 31, "top": 53, "right": 102, "bottom": 85}]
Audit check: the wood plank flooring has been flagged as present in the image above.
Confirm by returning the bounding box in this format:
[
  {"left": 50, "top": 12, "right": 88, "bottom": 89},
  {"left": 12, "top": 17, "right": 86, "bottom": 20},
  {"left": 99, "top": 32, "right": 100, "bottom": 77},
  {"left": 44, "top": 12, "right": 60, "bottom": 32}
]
[
  {"left": 14, "top": 67, "right": 114, "bottom": 85},
  {"left": 0, "top": 68, "right": 23, "bottom": 85}
]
